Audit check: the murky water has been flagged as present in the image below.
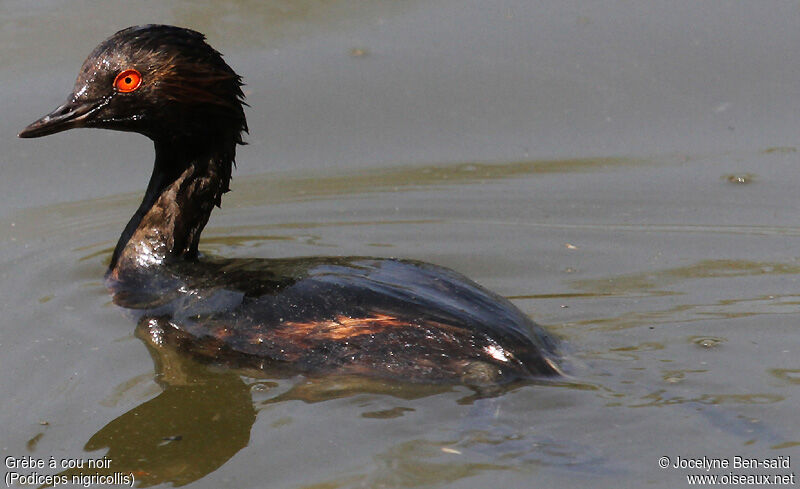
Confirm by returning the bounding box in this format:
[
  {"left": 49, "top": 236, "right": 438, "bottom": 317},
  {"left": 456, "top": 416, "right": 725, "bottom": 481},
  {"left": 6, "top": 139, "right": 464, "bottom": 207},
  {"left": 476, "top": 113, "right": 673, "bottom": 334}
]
[{"left": 2, "top": 2, "right": 800, "bottom": 488}]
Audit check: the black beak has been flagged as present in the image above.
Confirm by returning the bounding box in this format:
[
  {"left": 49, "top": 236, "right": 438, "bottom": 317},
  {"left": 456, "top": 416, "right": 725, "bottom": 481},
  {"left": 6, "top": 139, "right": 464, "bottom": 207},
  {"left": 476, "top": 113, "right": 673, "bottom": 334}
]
[{"left": 18, "top": 98, "right": 106, "bottom": 138}]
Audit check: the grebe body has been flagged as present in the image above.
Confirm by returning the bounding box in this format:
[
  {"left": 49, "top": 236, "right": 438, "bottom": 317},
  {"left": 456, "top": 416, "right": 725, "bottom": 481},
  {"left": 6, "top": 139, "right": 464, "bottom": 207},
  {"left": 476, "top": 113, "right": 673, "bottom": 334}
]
[{"left": 20, "top": 25, "right": 560, "bottom": 383}]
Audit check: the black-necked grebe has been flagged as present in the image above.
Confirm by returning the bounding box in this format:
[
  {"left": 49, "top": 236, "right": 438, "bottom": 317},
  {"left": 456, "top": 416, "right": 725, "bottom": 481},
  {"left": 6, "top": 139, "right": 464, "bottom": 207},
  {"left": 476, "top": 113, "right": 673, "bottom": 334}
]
[{"left": 19, "top": 25, "right": 560, "bottom": 383}]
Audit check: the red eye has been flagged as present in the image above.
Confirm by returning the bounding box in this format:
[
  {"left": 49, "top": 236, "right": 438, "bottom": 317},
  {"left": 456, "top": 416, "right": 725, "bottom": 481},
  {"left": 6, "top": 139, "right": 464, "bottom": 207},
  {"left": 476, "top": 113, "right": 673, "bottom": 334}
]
[{"left": 114, "top": 69, "right": 142, "bottom": 93}]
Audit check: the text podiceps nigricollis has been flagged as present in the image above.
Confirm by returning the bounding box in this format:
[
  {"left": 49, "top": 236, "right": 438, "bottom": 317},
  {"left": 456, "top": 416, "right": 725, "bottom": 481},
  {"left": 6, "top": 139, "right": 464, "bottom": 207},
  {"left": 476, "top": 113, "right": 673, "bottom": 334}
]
[{"left": 20, "top": 25, "right": 561, "bottom": 384}]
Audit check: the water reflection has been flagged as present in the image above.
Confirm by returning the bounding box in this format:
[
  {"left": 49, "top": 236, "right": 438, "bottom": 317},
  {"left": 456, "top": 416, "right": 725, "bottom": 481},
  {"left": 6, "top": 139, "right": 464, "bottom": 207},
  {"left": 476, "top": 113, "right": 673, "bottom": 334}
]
[
  {"left": 1, "top": 156, "right": 641, "bottom": 243},
  {"left": 570, "top": 259, "right": 800, "bottom": 300},
  {"left": 770, "top": 369, "right": 800, "bottom": 385},
  {"left": 170, "top": 0, "right": 416, "bottom": 49},
  {"left": 58, "top": 324, "right": 256, "bottom": 487},
  {"left": 562, "top": 259, "right": 800, "bottom": 332},
  {"left": 53, "top": 314, "right": 542, "bottom": 486}
]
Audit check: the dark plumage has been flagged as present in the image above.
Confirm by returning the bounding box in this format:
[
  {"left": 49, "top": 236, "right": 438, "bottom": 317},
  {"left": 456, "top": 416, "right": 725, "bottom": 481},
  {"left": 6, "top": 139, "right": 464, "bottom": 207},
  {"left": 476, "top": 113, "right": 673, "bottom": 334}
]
[{"left": 20, "top": 25, "right": 561, "bottom": 384}]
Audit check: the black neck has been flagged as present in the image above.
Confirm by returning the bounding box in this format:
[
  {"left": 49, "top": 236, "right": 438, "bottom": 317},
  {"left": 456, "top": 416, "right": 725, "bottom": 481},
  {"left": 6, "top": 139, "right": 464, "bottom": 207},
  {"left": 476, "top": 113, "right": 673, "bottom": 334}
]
[{"left": 107, "top": 139, "right": 232, "bottom": 278}]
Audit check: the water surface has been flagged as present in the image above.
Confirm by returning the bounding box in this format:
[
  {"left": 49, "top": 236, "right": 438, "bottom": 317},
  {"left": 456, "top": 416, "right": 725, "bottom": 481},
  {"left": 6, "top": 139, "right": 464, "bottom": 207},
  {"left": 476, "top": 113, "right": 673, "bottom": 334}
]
[{"left": 2, "top": 2, "right": 799, "bottom": 488}]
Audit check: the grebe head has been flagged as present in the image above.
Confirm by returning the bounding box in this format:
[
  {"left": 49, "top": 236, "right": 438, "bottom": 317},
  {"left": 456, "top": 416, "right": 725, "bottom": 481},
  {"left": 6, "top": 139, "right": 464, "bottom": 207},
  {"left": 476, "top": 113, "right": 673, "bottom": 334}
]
[
  {"left": 20, "top": 25, "right": 249, "bottom": 268},
  {"left": 19, "top": 24, "right": 247, "bottom": 147}
]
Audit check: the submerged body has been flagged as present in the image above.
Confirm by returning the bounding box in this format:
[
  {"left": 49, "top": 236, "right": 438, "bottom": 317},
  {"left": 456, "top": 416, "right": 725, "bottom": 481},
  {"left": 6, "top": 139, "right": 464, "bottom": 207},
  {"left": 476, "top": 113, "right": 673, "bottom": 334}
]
[{"left": 20, "top": 24, "right": 560, "bottom": 383}]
